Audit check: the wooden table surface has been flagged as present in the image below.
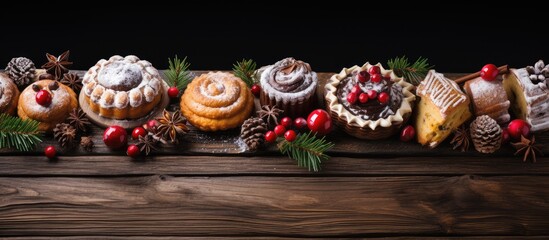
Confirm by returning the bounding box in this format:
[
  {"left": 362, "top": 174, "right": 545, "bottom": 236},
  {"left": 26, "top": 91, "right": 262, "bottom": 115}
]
[{"left": 1, "top": 71, "right": 548, "bottom": 239}]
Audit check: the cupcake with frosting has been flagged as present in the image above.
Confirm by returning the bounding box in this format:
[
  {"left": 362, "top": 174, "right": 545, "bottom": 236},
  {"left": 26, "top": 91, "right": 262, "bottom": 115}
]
[{"left": 259, "top": 57, "right": 318, "bottom": 118}]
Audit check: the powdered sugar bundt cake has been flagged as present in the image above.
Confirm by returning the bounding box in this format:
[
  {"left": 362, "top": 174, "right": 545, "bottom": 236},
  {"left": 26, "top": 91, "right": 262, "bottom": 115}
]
[
  {"left": 81, "top": 55, "right": 163, "bottom": 120},
  {"left": 503, "top": 60, "right": 549, "bottom": 132},
  {"left": 0, "top": 73, "right": 19, "bottom": 115}
]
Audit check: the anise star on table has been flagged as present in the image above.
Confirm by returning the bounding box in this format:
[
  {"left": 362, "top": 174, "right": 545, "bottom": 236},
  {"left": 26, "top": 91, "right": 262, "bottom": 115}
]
[
  {"left": 258, "top": 105, "right": 284, "bottom": 127},
  {"left": 53, "top": 123, "right": 76, "bottom": 147},
  {"left": 67, "top": 108, "right": 91, "bottom": 133},
  {"left": 156, "top": 110, "right": 189, "bottom": 144},
  {"left": 137, "top": 134, "right": 158, "bottom": 156},
  {"left": 41, "top": 50, "right": 72, "bottom": 80},
  {"left": 61, "top": 73, "right": 82, "bottom": 93},
  {"left": 450, "top": 125, "right": 470, "bottom": 152},
  {"left": 512, "top": 135, "right": 543, "bottom": 162}
]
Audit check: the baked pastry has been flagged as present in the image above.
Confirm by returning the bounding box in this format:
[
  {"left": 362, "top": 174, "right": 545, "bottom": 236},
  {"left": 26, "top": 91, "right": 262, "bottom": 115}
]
[
  {"left": 0, "top": 73, "right": 20, "bottom": 115},
  {"left": 17, "top": 80, "right": 78, "bottom": 132},
  {"left": 259, "top": 57, "right": 318, "bottom": 118},
  {"left": 415, "top": 70, "right": 472, "bottom": 148},
  {"left": 325, "top": 63, "right": 415, "bottom": 139},
  {"left": 82, "top": 55, "right": 163, "bottom": 120},
  {"left": 503, "top": 60, "right": 549, "bottom": 132},
  {"left": 463, "top": 76, "right": 510, "bottom": 124},
  {"left": 180, "top": 72, "right": 254, "bottom": 131}
]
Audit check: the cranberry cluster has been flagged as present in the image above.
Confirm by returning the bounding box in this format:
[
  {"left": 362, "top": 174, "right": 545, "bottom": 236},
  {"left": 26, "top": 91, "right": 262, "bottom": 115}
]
[
  {"left": 265, "top": 116, "right": 307, "bottom": 143},
  {"left": 346, "top": 66, "right": 390, "bottom": 105}
]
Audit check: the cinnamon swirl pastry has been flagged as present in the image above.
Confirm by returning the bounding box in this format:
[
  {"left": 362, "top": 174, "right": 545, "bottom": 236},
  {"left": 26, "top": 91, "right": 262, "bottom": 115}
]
[
  {"left": 259, "top": 57, "right": 318, "bottom": 118},
  {"left": 81, "top": 55, "right": 163, "bottom": 120},
  {"left": 180, "top": 72, "right": 254, "bottom": 131},
  {"left": 0, "top": 73, "right": 19, "bottom": 115},
  {"left": 18, "top": 80, "right": 78, "bottom": 132}
]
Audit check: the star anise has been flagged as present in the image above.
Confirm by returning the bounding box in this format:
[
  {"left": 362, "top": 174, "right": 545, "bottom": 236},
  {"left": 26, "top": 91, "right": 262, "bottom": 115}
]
[
  {"left": 53, "top": 123, "right": 76, "bottom": 147},
  {"left": 137, "top": 134, "right": 158, "bottom": 156},
  {"left": 450, "top": 125, "right": 470, "bottom": 152},
  {"left": 67, "top": 108, "right": 91, "bottom": 133},
  {"left": 61, "top": 73, "right": 82, "bottom": 93},
  {"left": 156, "top": 110, "right": 189, "bottom": 144},
  {"left": 80, "top": 136, "right": 94, "bottom": 152},
  {"left": 41, "top": 50, "right": 72, "bottom": 80},
  {"left": 258, "top": 105, "right": 284, "bottom": 127},
  {"left": 512, "top": 135, "right": 543, "bottom": 162}
]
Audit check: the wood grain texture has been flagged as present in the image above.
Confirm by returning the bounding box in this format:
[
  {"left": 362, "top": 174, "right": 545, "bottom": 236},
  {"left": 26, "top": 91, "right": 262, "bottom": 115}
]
[
  {"left": 6, "top": 237, "right": 549, "bottom": 240},
  {"left": 0, "top": 155, "right": 545, "bottom": 176},
  {"left": 1, "top": 175, "right": 548, "bottom": 237}
]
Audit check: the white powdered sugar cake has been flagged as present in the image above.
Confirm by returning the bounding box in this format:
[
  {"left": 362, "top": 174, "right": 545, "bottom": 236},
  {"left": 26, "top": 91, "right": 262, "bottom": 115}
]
[
  {"left": 260, "top": 57, "right": 318, "bottom": 104},
  {"left": 418, "top": 70, "right": 468, "bottom": 118},
  {"left": 82, "top": 55, "right": 162, "bottom": 109},
  {"left": 0, "top": 73, "right": 18, "bottom": 112}
]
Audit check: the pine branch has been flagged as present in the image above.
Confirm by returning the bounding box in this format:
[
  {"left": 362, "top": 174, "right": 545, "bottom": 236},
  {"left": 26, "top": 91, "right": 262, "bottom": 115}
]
[
  {"left": 0, "top": 114, "right": 42, "bottom": 152},
  {"left": 387, "top": 56, "right": 433, "bottom": 86},
  {"left": 165, "top": 55, "right": 192, "bottom": 91},
  {"left": 277, "top": 132, "right": 334, "bottom": 172},
  {"left": 232, "top": 59, "right": 257, "bottom": 87}
]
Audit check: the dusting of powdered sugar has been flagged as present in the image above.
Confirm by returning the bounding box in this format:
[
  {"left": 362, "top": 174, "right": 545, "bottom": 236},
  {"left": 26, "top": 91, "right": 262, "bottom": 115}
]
[
  {"left": 417, "top": 70, "right": 468, "bottom": 117},
  {"left": 260, "top": 58, "right": 318, "bottom": 104}
]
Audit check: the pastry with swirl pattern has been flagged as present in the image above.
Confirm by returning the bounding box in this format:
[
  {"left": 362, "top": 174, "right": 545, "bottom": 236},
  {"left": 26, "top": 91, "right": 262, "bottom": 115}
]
[
  {"left": 0, "top": 73, "right": 19, "bottom": 115},
  {"left": 81, "top": 55, "right": 163, "bottom": 120},
  {"left": 180, "top": 72, "right": 254, "bottom": 131}
]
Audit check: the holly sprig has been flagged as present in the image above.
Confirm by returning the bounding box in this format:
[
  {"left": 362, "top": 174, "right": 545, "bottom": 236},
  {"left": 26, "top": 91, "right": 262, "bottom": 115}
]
[
  {"left": 165, "top": 55, "right": 192, "bottom": 91},
  {"left": 277, "top": 132, "right": 334, "bottom": 172},
  {"left": 387, "top": 56, "right": 433, "bottom": 86},
  {"left": 232, "top": 58, "right": 257, "bottom": 87},
  {"left": 0, "top": 114, "right": 42, "bottom": 151}
]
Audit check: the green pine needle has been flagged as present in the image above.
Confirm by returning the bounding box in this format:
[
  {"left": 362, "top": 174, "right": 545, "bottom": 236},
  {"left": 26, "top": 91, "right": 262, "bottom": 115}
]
[
  {"left": 387, "top": 56, "right": 433, "bottom": 86},
  {"left": 232, "top": 59, "right": 257, "bottom": 88},
  {"left": 165, "top": 55, "right": 192, "bottom": 91},
  {"left": 277, "top": 132, "right": 334, "bottom": 172},
  {"left": 0, "top": 114, "right": 42, "bottom": 152}
]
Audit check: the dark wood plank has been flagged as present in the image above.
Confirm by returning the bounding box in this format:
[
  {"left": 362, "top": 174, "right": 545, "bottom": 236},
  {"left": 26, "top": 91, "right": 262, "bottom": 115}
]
[
  {"left": 5, "top": 237, "right": 549, "bottom": 240},
  {"left": 0, "top": 155, "right": 545, "bottom": 176},
  {"left": 1, "top": 175, "right": 548, "bottom": 237}
]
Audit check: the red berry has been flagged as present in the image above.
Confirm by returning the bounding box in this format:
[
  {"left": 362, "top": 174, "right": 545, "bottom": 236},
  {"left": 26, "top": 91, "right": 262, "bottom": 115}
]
[
  {"left": 507, "top": 119, "right": 531, "bottom": 140},
  {"left": 274, "top": 125, "right": 286, "bottom": 136},
  {"left": 144, "top": 120, "right": 158, "bottom": 131},
  {"left": 265, "top": 130, "right": 277, "bottom": 143},
  {"left": 284, "top": 130, "right": 297, "bottom": 142},
  {"left": 131, "top": 127, "right": 147, "bottom": 140},
  {"left": 378, "top": 92, "right": 390, "bottom": 104},
  {"left": 501, "top": 128, "right": 510, "bottom": 144},
  {"left": 293, "top": 117, "right": 308, "bottom": 130},
  {"left": 35, "top": 90, "right": 52, "bottom": 106},
  {"left": 371, "top": 73, "right": 382, "bottom": 83},
  {"left": 368, "top": 65, "right": 381, "bottom": 75},
  {"left": 127, "top": 144, "right": 140, "bottom": 158},
  {"left": 383, "top": 75, "right": 391, "bottom": 80},
  {"left": 280, "top": 117, "right": 293, "bottom": 129},
  {"left": 480, "top": 64, "right": 499, "bottom": 81},
  {"left": 359, "top": 92, "right": 369, "bottom": 103},
  {"left": 350, "top": 84, "right": 361, "bottom": 95},
  {"left": 400, "top": 125, "right": 415, "bottom": 142},
  {"left": 44, "top": 145, "right": 56, "bottom": 159},
  {"left": 367, "top": 90, "right": 378, "bottom": 99},
  {"left": 358, "top": 71, "right": 370, "bottom": 83},
  {"left": 307, "top": 109, "right": 333, "bottom": 136},
  {"left": 167, "top": 87, "right": 179, "bottom": 98},
  {"left": 251, "top": 84, "right": 261, "bottom": 97},
  {"left": 347, "top": 93, "right": 357, "bottom": 104},
  {"left": 103, "top": 125, "right": 128, "bottom": 149}
]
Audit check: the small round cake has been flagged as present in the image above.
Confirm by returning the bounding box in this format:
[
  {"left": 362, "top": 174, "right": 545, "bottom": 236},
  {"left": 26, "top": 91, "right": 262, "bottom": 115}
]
[
  {"left": 18, "top": 80, "right": 78, "bottom": 132},
  {"left": 325, "top": 63, "right": 415, "bottom": 139},
  {"left": 81, "top": 55, "right": 163, "bottom": 120},
  {"left": 259, "top": 57, "right": 318, "bottom": 118},
  {"left": 180, "top": 72, "right": 254, "bottom": 131},
  {"left": 0, "top": 73, "right": 20, "bottom": 115}
]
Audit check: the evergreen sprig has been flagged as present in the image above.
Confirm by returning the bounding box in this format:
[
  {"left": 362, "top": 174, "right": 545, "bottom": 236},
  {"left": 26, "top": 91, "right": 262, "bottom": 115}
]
[
  {"left": 165, "top": 55, "right": 192, "bottom": 91},
  {"left": 387, "top": 56, "right": 433, "bottom": 86},
  {"left": 277, "top": 132, "right": 334, "bottom": 172},
  {"left": 232, "top": 59, "right": 257, "bottom": 87},
  {"left": 0, "top": 114, "right": 42, "bottom": 151}
]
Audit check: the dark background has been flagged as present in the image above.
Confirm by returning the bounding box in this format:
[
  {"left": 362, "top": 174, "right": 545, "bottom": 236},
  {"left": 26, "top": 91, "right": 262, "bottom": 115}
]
[{"left": 1, "top": 4, "right": 546, "bottom": 73}]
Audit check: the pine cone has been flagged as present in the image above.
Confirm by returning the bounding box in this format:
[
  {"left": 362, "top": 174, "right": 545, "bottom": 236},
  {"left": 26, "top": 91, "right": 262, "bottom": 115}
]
[
  {"left": 5, "top": 57, "right": 36, "bottom": 88},
  {"left": 53, "top": 123, "right": 76, "bottom": 147},
  {"left": 240, "top": 117, "right": 267, "bottom": 151},
  {"left": 470, "top": 115, "right": 502, "bottom": 154}
]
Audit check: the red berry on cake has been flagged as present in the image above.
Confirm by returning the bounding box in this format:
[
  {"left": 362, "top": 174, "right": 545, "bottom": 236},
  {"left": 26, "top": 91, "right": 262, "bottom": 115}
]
[
  {"left": 400, "top": 125, "right": 415, "bottom": 142},
  {"left": 480, "top": 64, "right": 499, "bottom": 81},
  {"left": 274, "top": 125, "right": 286, "bottom": 136},
  {"left": 126, "top": 144, "right": 140, "bottom": 158},
  {"left": 371, "top": 73, "right": 382, "bottom": 83},
  {"left": 378, "top": 92, "right": 390, "bottom": 104},
  {"left": 367, "top": 89, "right": 378, "bottom": 99},
  {"left": 44, "top": 145, "right": 56, "bottom": 159},
  {"left": 358, "top": 71, "right": 370, "bottom": 83},
  {"left": 35, "top": 89, "right": 52, "bottom": 106},
  {"left": 359, "top": 92, "right": 369, "bottom": 103},
  {"left": 280, "top": 117, "right": 292, "bottom": 129},
  {"left": 167, "top": 86, "right": 179, "bottom": 98},
  {"left": 347, "top": 92, "right": 357, "bottom": 104},
  {"left": 368, "top": 66, "right": 381, "bottom": 75},
  {"left": 265, "top": 130, "right": 277, "bottom": 143},
  {"left": 307, "top": 109, "right": 333, "bottom": 136},
  {"left": 131, "top": 127, "right": 147, "bottom": 140},
  {"left": 507, "top": 119, "right": 530, "bottom": 140},
  {"left": 251, "top": 84, "right": 261, "bottom": 97},
  {"left": 351, "top": 84, "right": 361, "bottom": 95},
  {"left": 284, "top": 130, "right": 297, "bottom": 142}
]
